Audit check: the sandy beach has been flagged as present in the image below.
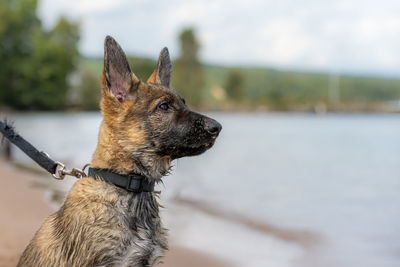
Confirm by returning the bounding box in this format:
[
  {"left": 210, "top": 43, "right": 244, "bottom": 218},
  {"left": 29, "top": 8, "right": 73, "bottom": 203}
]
[
  {"left": 0, "top": 159, "right": 232, "bottom": 267},
  {"left": 0, "top": 160, "right": 53, "bottom": 266}
]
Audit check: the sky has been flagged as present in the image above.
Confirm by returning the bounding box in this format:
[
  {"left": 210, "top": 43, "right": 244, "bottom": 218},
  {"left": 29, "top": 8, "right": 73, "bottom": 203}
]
[{"left": 38, "top": 0, "right": 400, "bottom": 76}]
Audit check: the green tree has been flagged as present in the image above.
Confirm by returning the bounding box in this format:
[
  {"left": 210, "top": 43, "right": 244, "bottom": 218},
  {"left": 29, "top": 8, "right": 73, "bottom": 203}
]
[
  {"left": 225, "top": 69, "right": 245, "bottom": 101},
  {"left": 0, "top": 0, "right": 40, "bottom": 105},
  {"left": 79, "top": 70, "right": 101, "bottom": 110},
  {"left": 172, "top": 28, "right": 204, "bottom": 106},
  {"left": 127, "top": 56, "right": 156, "bottom": 81},
  {"left": 0, "top": 0, "right": 80, "bottom": 110}
]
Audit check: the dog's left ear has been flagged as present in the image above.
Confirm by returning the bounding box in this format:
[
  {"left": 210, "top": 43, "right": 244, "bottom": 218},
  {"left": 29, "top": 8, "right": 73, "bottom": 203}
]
[{"left": 147, "top": 47, "right": 171, "bottom": 87}]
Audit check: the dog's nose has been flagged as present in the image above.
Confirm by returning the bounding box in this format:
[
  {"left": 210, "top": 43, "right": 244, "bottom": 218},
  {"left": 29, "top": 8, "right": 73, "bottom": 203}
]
[{"left": 204, "top": 119, "right": 222, "bottom": 136}]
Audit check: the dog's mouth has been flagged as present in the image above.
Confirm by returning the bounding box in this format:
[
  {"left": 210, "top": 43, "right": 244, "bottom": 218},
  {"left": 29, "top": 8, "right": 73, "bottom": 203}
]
[
  {"left": 160, "top": 138, "right": 216, "bottom": 159},
  {"left": 183, "top": 140, "right": 216, "bottom": 156},
  {"left": 191, "top": 139, "right": 215, "bottom": 151},
  {"left": 180, "top": 131, "right": 221, "bottom": 156}
]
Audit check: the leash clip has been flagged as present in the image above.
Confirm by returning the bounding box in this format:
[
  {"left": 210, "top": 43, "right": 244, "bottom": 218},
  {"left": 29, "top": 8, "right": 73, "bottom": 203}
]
[{"left": 52, "top": 162, "right": 90, "bottom": 180}]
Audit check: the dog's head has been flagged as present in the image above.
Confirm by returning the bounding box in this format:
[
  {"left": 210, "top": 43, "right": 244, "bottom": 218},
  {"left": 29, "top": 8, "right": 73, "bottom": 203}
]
[{"left": 97, "top": 36, "right": 221, "bottom": 177}]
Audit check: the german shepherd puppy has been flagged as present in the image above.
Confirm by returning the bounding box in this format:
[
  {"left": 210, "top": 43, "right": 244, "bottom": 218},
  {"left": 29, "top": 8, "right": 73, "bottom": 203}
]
[{"left": 18, "top": 36, "right": 221, "bottom": 267}]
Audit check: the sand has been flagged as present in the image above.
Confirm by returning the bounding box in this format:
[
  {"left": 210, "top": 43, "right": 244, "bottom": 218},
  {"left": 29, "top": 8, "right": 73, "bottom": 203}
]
[
  {"left": 0, "top": 160, "right": 53, "bottom": 266},
  {"left": 0, "top": 159, "right": 232, "bottom": 267}
]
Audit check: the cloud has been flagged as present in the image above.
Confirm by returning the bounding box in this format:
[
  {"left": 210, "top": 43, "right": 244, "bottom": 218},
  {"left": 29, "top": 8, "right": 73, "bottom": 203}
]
[{"left": 38, "top": 0, "right": 400, "bottom": 75}]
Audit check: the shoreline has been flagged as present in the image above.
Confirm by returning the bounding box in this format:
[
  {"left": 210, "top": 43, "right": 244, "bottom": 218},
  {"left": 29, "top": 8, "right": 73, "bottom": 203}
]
[{"left": 172, "top": 195, "right": 320, "bottom": 247}]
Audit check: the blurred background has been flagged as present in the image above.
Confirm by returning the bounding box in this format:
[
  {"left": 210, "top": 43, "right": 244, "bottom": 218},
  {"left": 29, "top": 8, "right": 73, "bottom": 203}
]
[{"left": 0, "top": 0, "right": 400, "bottom": 266}]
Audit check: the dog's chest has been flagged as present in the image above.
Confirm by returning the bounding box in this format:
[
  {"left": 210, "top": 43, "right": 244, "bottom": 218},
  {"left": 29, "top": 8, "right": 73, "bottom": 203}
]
[
  {"left": 115, "top": 228, "right": 166, "bottom": 267},
  {"left": 107, "top": 192, "right": 168, "bottom": 267}
]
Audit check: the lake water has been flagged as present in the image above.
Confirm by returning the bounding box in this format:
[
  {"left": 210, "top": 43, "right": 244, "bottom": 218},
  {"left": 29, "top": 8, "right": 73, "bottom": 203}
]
[{"left": 9, "top": 112, "right": 400, "bottom": 267}]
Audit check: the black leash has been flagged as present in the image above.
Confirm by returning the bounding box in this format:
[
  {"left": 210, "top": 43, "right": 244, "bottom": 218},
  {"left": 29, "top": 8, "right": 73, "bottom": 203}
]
[
  {"left": 0, "top": 119, "right": 58, "bottom": 175},
  {"left": 0, "top": 119, "right": 154, "bottom": 193}
]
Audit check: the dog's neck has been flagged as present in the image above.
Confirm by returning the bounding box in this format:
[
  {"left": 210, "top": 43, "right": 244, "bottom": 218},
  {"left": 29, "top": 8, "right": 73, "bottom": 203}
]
[{"left": 91, "top": 121, "right": 171, "bottom": 181}]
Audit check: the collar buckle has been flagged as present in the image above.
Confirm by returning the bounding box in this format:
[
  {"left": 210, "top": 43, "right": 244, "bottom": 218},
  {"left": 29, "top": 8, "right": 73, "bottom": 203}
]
[{"left": 126, "top": 174, "right": 142, "bottom": 192}]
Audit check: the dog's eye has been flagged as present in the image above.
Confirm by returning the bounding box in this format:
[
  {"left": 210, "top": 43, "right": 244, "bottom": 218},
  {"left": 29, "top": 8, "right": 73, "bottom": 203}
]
[{"left": 158, "top": 102, "right": 169, "bottom": 111}]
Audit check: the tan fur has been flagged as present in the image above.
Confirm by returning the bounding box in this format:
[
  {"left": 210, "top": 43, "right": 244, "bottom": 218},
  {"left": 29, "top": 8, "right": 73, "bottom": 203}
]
[
  {"left": 147, "top": 62, "right": 162, "bottom": 84},
  {"left": 147, "top": 70, "right": 161, "bottom": 84}
]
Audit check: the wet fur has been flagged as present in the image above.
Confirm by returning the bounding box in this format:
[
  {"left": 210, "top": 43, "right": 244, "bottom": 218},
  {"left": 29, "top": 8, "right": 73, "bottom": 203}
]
[
  {"left": 18, "top": 36, "right": 221, "bottom": 267},
  {"left": 19, "top": 179, "right": 167, "bottom": 266}
]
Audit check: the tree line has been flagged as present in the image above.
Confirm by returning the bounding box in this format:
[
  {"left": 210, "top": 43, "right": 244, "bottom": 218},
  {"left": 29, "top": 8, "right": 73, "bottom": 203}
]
[{"left": 2, "top": 0, "right": 400, "bottom": 112}]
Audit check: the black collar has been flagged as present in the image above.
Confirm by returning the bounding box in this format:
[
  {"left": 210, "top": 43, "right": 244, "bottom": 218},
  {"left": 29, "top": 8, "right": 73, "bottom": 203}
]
[{"left": 88, "top": 168, "right": 155, "bottom": 193}]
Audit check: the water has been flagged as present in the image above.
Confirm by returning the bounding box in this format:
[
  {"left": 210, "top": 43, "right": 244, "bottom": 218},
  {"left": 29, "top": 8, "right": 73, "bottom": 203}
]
[{"left": 10, "top": 112, "right": 400, "bottom": 267}]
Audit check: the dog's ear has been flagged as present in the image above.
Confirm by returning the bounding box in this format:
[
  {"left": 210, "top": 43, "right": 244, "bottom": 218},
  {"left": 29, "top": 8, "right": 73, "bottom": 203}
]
[
  {"left": 147, "top": 47, "right": 171, "bottom": 87},
  {"left": 103, "top": 36, "right": 140, "bottom": 102}
]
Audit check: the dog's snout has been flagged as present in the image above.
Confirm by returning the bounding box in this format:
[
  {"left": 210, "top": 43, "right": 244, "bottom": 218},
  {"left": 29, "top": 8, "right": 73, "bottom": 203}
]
[{"left": 204, "top": 119, "right": 222, "bottom": 136}]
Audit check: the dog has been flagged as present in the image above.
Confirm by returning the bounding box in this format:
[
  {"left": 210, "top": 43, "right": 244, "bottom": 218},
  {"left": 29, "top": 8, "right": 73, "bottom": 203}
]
[{"left": 17, "top": 36, "right": 221, "bottom": 267}]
